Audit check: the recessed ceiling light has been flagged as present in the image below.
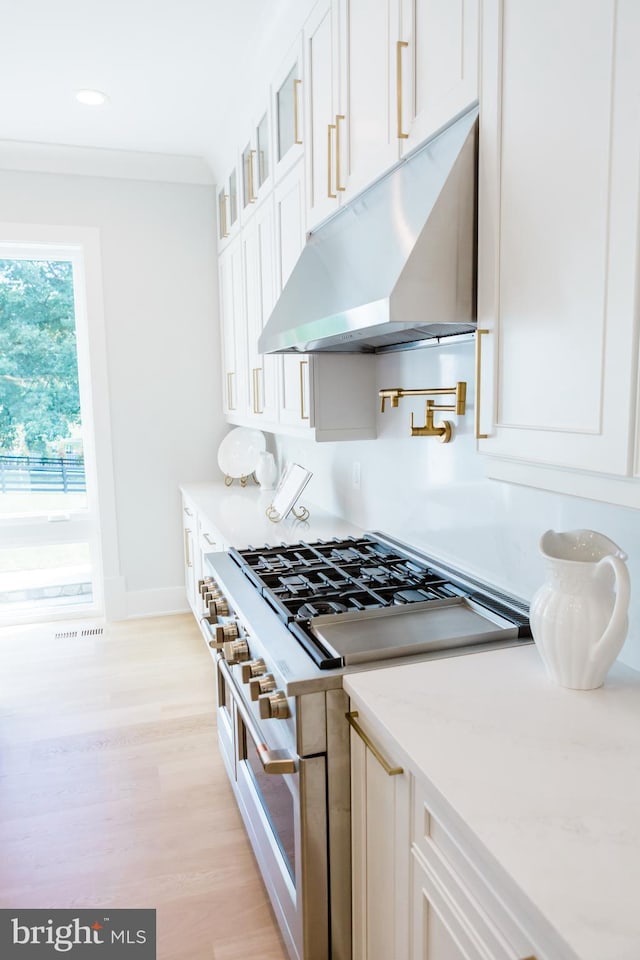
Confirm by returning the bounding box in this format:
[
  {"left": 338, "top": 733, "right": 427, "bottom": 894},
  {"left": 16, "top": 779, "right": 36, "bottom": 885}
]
[{"left": 75, "top": 89, "right": 109, "bottom": 107}]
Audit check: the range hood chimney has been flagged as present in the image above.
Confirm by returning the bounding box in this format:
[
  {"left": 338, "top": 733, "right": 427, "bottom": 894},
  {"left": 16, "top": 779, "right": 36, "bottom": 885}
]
[{"left": 259, "top": 103, "right": 478, "bottom": 355}]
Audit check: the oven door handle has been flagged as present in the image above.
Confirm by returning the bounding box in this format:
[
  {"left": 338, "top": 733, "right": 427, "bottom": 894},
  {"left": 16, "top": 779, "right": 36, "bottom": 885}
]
[{"left": 218, "top": 658, "right": 297, "bottom": 775}]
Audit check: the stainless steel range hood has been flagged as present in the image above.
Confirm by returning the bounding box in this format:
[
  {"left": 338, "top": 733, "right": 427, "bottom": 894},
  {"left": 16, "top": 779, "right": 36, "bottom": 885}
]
[{"left": 259, "top": 103, "right": 478, "bottom": 355}]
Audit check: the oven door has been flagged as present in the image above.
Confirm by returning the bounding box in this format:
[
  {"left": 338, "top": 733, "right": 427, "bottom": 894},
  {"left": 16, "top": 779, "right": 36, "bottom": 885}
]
[{"left": 217, "top": 658, "right": 329, "bottom": 960}]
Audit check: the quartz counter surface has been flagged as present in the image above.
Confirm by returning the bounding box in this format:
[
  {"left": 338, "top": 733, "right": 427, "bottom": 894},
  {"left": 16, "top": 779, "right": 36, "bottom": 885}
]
[
  {"left": 344, "top": 644, "right": 640, "bottom": 960},
  {"left": 180, "top": 479, "right": 363, "bottom": 548}
]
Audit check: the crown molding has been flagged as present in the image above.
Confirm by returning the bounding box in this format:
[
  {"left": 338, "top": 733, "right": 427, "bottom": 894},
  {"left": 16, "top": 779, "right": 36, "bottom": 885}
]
[{"left": 0, "top": 139, "right": 214, "bottom": 185}]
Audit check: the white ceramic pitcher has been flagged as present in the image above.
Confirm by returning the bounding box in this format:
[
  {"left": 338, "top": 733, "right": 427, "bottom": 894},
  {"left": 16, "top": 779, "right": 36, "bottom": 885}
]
[{"left": 530, "top": 529, "right": 630, "bottom": 690}]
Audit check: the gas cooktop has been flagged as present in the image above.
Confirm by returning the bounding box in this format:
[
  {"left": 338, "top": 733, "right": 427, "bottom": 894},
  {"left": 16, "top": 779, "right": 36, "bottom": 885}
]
[{"left": 228, "top": 534, "right": 531, "bottom": 669}]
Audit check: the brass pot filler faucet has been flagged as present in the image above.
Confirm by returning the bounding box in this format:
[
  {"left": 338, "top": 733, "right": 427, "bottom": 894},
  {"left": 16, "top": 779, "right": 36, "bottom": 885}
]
[{"left": 378, "top": 381, "right": 467, "bottom": 442}]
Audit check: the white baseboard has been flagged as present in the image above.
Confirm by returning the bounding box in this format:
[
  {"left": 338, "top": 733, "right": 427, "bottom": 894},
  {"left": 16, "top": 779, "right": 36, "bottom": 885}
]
[{"left": 124, "top": 586, "right": 190, "bottom": 620}]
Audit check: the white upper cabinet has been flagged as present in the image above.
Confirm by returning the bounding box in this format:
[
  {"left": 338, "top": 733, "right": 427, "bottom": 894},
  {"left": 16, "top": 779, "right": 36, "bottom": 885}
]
[
  {"left": 303, "top": 0, "right": 478, "bottom": 229},
  {"left": 336, "top": 0, "right": 401, "bottom": 200},
  {"left": 217, "top": 162, "right": 240, "bottom": 251},
  {"left": 398, "top": 0, "right": 478, "bottom": 152},
  {"left": 218, "top": 235, "right": 247, "bottom": 419},
  {"left": 272, "top": 36, "right": 305, "bottom": 183},
  {"left": 304, "top": 0, "right": 341, "bottom": 229},
  {"left": 477, "top": 0, "right": 640, "bottom": 507},
  {"left": 240, "top": 105, "right": 273, "bottom": 223},
  {"left": 274, "top": 161, "right": 311, "bottom": 427},
  {"left": 242, "top": 196, "right": 280, "bottom": 423}
]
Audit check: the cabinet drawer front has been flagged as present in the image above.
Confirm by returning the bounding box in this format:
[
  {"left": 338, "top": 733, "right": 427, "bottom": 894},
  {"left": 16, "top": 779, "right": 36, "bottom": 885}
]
[
  {"left": 412, "top": 783, "right": 548, "bottom": 960},
  {"left": 411, "top": 846, "right": 521, "bottom": 960}
]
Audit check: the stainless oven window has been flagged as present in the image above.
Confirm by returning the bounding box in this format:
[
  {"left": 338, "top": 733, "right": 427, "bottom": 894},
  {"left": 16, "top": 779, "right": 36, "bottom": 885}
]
[{"left": 241, "top": 728, "right": 296, "bottom": 881}]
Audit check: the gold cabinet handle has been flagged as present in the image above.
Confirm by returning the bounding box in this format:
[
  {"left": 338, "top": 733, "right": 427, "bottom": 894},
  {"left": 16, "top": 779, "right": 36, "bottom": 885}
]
[
  {"left": 299, "top": 360, "right": 309, "bottom": 420},
  {"left": 396, "top": 41, "right": 409, "bottom": 139},
  {"left": 202, "top": 533, "right": 216, "bottom": 546},
  {"left": 184, "top": 528, "right": 193, "bottom": 568},
  {"left": 346, "top": 712, "right": 403, "bottom": 776},
  {"left": 183, "top": 505, "right": 193, "bottom": 517},
  {"left": 219, "top": 193, "right": 230, "bottom": 238},
  {"left": 227, "top": 371, "right": 236, "bottom": 411},
  {"left": 293, "top": 78, "right": 303, "bottom": 145},
  {"left": 248, "top": 149, "right": 257, "bottom": 202},
  {"left": 252, "top": 367, "right": 263, "bottom": 414},
  {"left": 475, "top": 328, "right": 490, "bottom": 439},
  {"left": 327, "top": 124, "right": 337, "bottom": 198},
  {"left": 335, "top": 114, "right": 346, "bottom": 191}
]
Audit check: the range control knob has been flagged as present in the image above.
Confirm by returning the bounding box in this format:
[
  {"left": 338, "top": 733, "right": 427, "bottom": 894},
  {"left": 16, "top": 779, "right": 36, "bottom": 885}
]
[
  {"left": 208, "top": 622, "right": 240, "bottom": 650},
  {"left": 207, "top": 597, "right": 229, "bottom": 621},
  {"left": 258, "top": 690, "right": 290, "bottom": 720},
  {"left": 249, "top": 673, "right": 276, "bottom": 701},
  {"left": 222, "top": 638, "right": 250, "bottom": 663},
  {"left": 198, "top": 577, "right": 214, "bottom": 595},
  {"left": 241, "top": 658, "right": 267, "bottom": 683},
  {"left": 203, "top": 588, "right": 222, "bottom": 604}
]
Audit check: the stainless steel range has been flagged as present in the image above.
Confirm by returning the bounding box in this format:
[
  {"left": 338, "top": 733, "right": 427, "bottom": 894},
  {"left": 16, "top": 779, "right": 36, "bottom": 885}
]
[{"left": 198, "top": 533, "right": 531, "bottom": 960}]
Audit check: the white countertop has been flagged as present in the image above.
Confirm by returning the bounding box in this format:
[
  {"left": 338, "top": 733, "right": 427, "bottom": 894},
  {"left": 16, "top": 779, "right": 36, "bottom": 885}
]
[
  {"left": 180, "top": 479, "right": 363, "bottom": 549},
  {"left": 344, "top": 645, "right": 640, "bottom": 960}
]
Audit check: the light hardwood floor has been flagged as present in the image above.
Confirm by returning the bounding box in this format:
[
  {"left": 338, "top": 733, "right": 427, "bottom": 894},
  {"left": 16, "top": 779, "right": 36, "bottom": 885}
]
[{"left": 0, "top": 613, "right": 289, "bottom": 960}]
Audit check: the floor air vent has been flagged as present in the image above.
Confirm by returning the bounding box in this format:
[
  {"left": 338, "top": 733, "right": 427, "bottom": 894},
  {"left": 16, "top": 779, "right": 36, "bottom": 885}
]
[{"left": 54, "top": 624, "right": 105, "bottom": 640}]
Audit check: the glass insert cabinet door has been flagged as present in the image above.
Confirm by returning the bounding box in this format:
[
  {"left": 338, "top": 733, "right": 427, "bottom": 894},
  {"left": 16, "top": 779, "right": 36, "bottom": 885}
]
[
  {"left": 256, "top": 112, "right": 270, "bottom": 189},
  {"left": 277, "top": 64, "right": 299, "bottom": 162},
  {"left": 273, "top": 37, "right": 304, "bottom": 179},
  {"left": 218, "top": 167, "right": 239, "bottom": 242}
]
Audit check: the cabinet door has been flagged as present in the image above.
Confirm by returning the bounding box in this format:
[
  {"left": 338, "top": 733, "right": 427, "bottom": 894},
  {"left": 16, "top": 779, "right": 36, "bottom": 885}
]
[
  {"left": 399, "top": 0, "right": 478, "bottom": 151},
  {"left": 350, "top": 714, "right": 409, "bottom": 960},
  {"left": 240, "top": 107, "right": 273, "bottom": 221},
  {"left": 273, "top": 35, "right": 304, "bottom": 182},
  {"left": 411, "top": 851, "right": 522, "bottom": 960},
  {"left": 244, "top": 197, "right": 280, "bottom": 423},
  {"left": 274, "top": 161, "right": 313, "bottom": 426},
  {"left": 477, "top": 0, "right": 640, "bottom": 486},
  {"left": 219, "top": 236, "right": 247, "bottom": 418},
  {"left": 304, "top": 0, "right": 341, "bottom": 229},
  {"left": 217, "top": 163, "right": 240, "bottom": 251},
  {"left": 337, "top": 0, "right": 401, "bottom": 200}
]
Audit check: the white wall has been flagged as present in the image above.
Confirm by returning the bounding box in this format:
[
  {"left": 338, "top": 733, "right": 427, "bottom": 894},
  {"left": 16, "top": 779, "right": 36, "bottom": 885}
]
[
  {"left": 272, "top": 339, "right": 640, "bottom": 671},
  {"left": 0, "top": 168, "right": 225, "bottom": 618}
]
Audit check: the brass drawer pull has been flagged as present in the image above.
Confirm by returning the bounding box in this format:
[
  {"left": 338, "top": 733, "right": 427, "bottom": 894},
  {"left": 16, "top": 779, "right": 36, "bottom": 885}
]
[
  {"left": 335, "top": 114, "right": 346, "bottom": 191},
  {"left": 346, "top": 711, "right": 403, "bottom": 776},
  {"left": 293, "top": 78, "right": 303, "bottom": 144},
  {"left": 227, "top": 371, "right": 236, "bottom": 411},
  {"left": 184, "top": 528, "right": 192, "bottom": 568},
  {"left": 396, "top": 40, "right": 409, "bottom": 139},
  {"left": 327, "top": 123, "right": 337, "bottom": 198}
]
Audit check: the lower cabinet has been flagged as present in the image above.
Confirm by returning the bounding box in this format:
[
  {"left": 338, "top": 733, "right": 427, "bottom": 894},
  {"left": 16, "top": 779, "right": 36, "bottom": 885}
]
[
  {"left": 181, "top": 494, "right": 200, "bottom": 615},
  {"left": 350, "top": 709, "right": 410, "bottom": 960},
  {"left": 181, "top": 493, "right": 227, "bottom": 617},
  {"left": 349, "top": 702, "right": 549, "bottom": 960}
]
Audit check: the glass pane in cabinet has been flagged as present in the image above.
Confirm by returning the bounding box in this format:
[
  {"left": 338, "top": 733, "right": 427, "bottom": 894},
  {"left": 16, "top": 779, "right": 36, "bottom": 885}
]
[
  {"left": 229, "top": 169, "right": 238, "bottom": 225},
  {"left": 277, "top": 64, "right": 297, "bottom": 161},
  {"left": 257, "top": 113, "right": 270, "bottom": 187}
]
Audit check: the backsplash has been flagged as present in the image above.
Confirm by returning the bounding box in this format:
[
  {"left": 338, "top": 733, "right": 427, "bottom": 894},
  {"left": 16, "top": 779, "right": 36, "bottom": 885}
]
[{"left": 272, "top": 339, "right": 640, "bottom": 671}]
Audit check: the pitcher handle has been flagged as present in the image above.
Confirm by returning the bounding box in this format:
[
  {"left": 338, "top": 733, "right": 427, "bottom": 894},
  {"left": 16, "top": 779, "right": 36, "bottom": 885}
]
[{"left": 592, "top": 555, "right": 630, "bottom": 661}]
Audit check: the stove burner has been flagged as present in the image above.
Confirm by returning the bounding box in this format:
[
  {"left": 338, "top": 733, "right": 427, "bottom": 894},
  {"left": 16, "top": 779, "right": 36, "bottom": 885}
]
[
  {"left": 297, "top": 600, "right": 348, "bottom": 619},
  {"left": 279, "top": 574, "right": 310, "bottom": 588}
]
